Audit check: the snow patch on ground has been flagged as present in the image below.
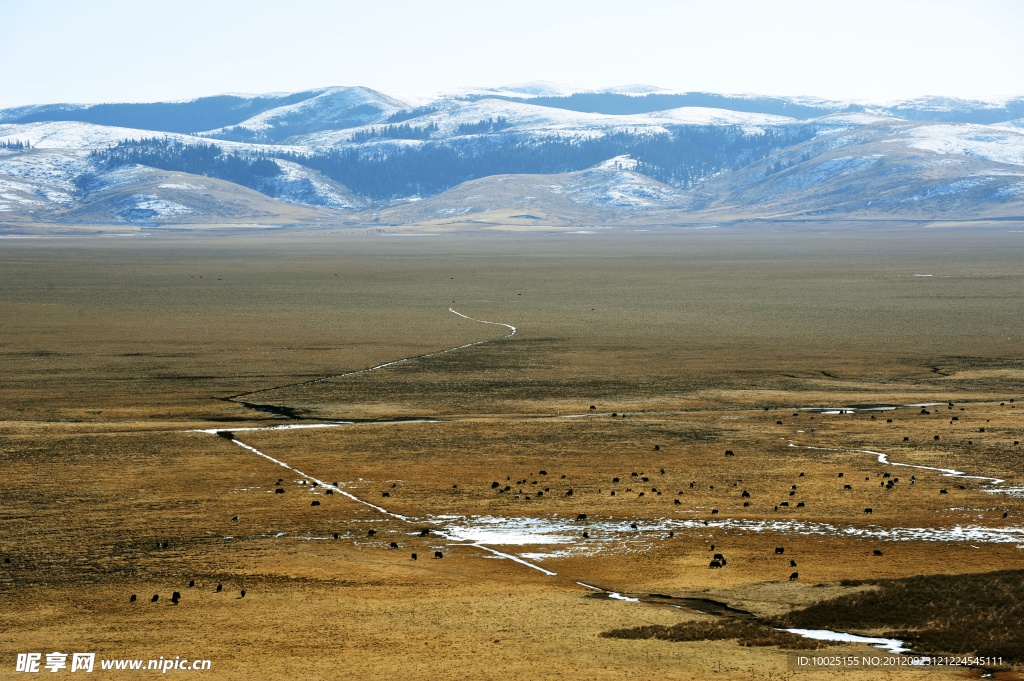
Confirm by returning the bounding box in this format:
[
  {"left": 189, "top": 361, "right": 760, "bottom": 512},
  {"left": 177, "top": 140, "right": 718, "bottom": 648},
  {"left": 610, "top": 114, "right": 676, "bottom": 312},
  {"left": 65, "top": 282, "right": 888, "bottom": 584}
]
[
  {"left": 901, "top": 124, "right": 1024, "bottom": 167},
  {"left": 549, "top": 166, "right": 685, "bottom": 209}
]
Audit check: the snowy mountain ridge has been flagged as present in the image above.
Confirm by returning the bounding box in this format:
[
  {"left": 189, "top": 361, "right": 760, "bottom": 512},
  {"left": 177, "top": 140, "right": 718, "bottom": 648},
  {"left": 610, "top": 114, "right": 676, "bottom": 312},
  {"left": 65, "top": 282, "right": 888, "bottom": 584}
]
[{"left": 3, "top": 83, "right": 1024, "bottom": 226}]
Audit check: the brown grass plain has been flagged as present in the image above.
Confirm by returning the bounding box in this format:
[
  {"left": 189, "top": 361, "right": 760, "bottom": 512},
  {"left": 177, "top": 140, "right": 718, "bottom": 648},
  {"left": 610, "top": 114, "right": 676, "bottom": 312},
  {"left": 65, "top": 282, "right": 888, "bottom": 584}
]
[{"left": 1, "top": 225, "right": 1022, "bottom": 679}]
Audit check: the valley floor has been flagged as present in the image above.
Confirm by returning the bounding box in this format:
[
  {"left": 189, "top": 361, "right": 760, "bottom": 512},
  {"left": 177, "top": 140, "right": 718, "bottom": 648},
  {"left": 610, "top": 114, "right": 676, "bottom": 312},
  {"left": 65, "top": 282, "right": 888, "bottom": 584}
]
[{"left": 1, "top": 226, "right": 1022, "bottom": 679}]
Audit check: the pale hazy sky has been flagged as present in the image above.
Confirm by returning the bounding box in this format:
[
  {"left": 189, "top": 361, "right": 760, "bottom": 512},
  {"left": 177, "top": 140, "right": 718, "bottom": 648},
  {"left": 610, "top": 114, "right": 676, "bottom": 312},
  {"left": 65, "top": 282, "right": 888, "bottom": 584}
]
[{"left": 3, "top": 0, "right": 1024, "bottom": 108}]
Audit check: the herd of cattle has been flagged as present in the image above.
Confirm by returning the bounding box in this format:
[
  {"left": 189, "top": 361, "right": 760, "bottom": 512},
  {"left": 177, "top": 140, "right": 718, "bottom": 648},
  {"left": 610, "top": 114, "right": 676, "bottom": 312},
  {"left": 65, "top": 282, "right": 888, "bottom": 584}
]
[{"left": 209, "top": 425, "right": 1017, "bottom": 589}]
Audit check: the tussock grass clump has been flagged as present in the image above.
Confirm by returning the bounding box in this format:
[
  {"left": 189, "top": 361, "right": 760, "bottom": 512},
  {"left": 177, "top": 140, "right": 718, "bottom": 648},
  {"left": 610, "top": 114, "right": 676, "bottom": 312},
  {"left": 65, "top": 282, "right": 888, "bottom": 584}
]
[
  {"left": 600, "top": 619, "right": 827, "bottom": 649},
  {"left": 778, "top": 570, "right": 1024, "bottom": 663}
]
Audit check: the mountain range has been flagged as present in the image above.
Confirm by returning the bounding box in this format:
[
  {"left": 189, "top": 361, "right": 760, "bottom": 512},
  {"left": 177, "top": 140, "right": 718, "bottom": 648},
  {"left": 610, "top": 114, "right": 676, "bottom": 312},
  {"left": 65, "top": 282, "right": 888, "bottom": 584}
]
[{"left": 2, "top": 82, "right": 1023, "bottom": 228}]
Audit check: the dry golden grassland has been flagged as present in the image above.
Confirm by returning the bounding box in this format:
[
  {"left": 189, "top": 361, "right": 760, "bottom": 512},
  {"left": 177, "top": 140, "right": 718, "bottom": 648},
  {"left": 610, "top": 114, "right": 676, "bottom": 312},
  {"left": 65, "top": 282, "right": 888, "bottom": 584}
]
[{"left": 1, "top": 227, "right": 1022, "bottom": 679}]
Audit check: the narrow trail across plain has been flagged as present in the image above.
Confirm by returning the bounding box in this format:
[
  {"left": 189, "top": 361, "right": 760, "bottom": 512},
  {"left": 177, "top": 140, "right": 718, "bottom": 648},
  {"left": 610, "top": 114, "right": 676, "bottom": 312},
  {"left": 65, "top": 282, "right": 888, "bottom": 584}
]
[{"left": 224, "top": 308, "right": 515, "bottom": 405}]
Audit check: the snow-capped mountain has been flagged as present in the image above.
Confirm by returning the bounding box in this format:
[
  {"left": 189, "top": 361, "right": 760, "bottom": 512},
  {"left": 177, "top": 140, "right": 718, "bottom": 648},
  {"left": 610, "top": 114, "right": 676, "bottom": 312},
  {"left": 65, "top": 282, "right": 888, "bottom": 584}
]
[{"left": 2, "top": 84, "right": 1024, "bottom": 226}]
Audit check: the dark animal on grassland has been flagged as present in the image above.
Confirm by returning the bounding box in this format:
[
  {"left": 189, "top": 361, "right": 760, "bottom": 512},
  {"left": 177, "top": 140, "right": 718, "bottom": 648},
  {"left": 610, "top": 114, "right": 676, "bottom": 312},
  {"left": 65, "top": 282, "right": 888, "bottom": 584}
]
[
  {"left": 368, "top": 529, "right": 376, "bottom": 536},
  {"left": 434, "top": 551, "right": 443, "bottom": 559},
  {"left": 130, "top": 594, "right": 136, "bottom": 602},
  {"left": 216, "top": 584, "right": 222, "bottom": 592},
  {"left": 844, "top": 484, "right": 852, "bottom": 490},
  {"left": 864, "top": 508, "right": 873, "bottom": 513},
  {"left": 709, "top": 560, "right": 722, "bottom": 569},
  {"left": 714, "top": 553, "right": 725, "bottom": 561},
  {"left": 390, "top": 542, "right": 398, "bottom": 549},
  {"left": 790, "top": 560, "right": 796, "bottom": 567},
  {"left": 151, "top": 595, "right": 159, "bottom": 603},
  {"left": 797, "top": 502, "right": 805, "bottom": 508},
  {"left": 741, "top": 491, "right": 750, "bottom": 498},
  {"left": 775, "top": 547, "right": 785, "bottom": 554},
  {"left": 576, "top": 514, "right": 587, "bottom": 521},
  {"left": 790, "top": 572, "right": 799, "bottom": 581},
  {"left": 275, "top": 488, "right": 284, "bottom": 494},
  {"left": 311, "top": 501, "right": 320, "bottom": 506},
  {"left": 674, "top": 499, "right": 681, "bottom": 505},
  {"left": 411, "top": 553, "right": 417, "bottom": 560},
  {"left": 873, "top": 550, "right": 883, "bottom": 556}
]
